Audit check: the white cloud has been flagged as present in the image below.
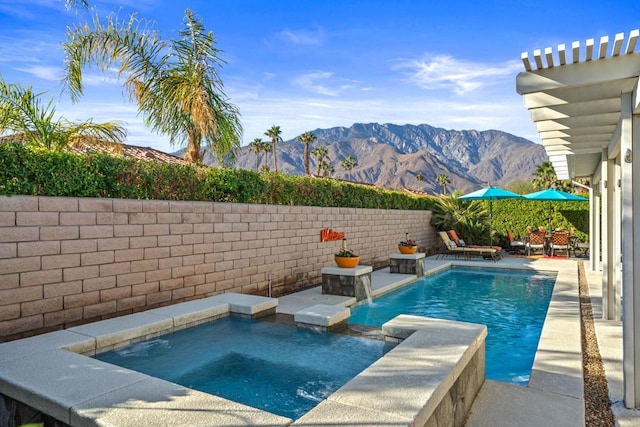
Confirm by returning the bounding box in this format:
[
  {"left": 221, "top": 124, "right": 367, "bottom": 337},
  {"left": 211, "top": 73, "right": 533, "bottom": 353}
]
[
  {"left": 275, "top": 27, "right": 324, "bottom": 46},
  {"left": 292, "top": 72, "right": 356, "bottom": 96},
  {"left": 81, "top": 71, "right": 121, "bottom": 87},
  {"left": 393, "top": 54, "right": 523, "bottom": 95},
  {"left": 0, "top": 35, "right": 60, "bottom": 64},
  {"left": 15, "top": 65, "right": 62, "bottom": 81}
]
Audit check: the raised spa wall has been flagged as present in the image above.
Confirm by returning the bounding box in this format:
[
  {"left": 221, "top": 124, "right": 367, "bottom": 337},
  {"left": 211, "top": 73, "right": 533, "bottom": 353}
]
[{"left": 0, "top": 195, "right": 437, "bottom": 341}]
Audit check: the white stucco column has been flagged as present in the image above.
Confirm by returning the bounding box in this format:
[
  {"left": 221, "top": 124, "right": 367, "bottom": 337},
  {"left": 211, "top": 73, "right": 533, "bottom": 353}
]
[
  {"left": 610, "top": 160, "right": 624, "bottom": 320},
  {"left": 614, "top": 159, "right": 622, "bottom": 321},
  {"left": 601, "top": 148, "right": 614, "bottom": 319},
  {"left": 589, "top": 183, "right": 598, "bottom": 272},
  {"left": 592, "top": 182, "right": 600, "bottom": 273},
  {"left": 621, "top": 92, "right": 640, "bottom": 408}
]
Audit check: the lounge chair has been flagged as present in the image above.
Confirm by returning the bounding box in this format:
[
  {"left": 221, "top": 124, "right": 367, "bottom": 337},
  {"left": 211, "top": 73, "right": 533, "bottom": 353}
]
[
  {"left": 507, "top": 231, "right": 525, "bottom": 254},
  {"left": 448, "top": 230, "right": 503, "bottom": 257},
  {"left": 526, "top": 230, "right": 546, "bottom": 256},
  {"left": 438, "top": 231, "right": 501, "bottom": 262},
  {"left": 572, "top": 240, "right": 589, "bottom": 258},
  {"left": 438, "top": 231, "right": 468, "bottom": 260},
  {"left": 550, "top": 231, "right": 570, "bottom": 258}
]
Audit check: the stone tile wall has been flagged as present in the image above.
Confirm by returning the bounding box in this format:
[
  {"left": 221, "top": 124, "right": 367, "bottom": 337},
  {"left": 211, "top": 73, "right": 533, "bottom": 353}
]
[{"left": 0, "top": 195, "right": 436, "bottom": 341}]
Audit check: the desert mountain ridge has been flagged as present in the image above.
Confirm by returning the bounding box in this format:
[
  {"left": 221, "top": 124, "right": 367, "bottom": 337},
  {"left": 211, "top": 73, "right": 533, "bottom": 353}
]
[{"left": 193, "top": 122, "right": 548, "bottom": 195}]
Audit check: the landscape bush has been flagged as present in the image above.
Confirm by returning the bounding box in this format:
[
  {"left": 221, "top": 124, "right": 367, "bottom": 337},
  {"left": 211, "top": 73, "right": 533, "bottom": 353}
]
[
  {"left": 0, "top": 143, "right": 434, "bottom": 211},
  {"left": 430, "top": 192, "right": 590, "bottom": 246},
  {"left": 492, "top": 199, "right": 589, "bottom": 243}
]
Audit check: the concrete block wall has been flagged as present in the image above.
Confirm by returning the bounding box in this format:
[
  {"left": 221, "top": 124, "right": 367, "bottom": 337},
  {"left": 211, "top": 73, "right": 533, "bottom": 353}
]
[{"left": 0, "top": 195, "right": 436, "bottom": 341}]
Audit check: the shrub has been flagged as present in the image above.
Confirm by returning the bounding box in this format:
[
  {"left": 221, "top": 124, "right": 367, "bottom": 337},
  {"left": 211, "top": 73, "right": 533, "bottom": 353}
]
[
  {"left": 0, "top": 143, "right": 434, "bottom": 211},
  {"left": 430, "top": 191, "right": 590, "bottom": 245}
]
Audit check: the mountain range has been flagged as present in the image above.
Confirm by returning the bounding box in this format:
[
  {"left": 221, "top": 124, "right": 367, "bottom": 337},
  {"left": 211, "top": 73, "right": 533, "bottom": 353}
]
[{"left": 199, "top": 123, "right": 548, "bottom": 195}]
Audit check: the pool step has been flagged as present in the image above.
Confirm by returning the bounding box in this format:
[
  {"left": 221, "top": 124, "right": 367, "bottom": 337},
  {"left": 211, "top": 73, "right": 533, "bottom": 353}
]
[{"left": 294, "top": 304, "right": 351, "bottom": 331}]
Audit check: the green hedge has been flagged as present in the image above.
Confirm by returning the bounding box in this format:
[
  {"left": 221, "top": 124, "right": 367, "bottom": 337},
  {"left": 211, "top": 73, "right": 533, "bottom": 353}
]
[
  {"left": 0, "top": 143, "right": 434, "bottom": 210},
  {"left": 490, "top": 198, "right": 590, "bottom": 244}
]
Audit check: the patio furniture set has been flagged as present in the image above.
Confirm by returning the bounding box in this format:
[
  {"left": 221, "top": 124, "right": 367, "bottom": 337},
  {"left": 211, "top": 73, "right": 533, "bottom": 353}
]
[
  {"left": 508, "top": 228, "right": 589, "bottom": 258},
  {"left": 438, "top": 229, "right": 589, "bottom": 261}
]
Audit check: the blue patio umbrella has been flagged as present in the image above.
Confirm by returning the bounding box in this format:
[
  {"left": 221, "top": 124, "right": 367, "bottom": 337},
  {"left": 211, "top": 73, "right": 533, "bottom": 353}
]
[
  {"left": 523, "top": 188, "right": 588, "bottom": 231},
  {"left": 458, "top": 186, "right": 523, "bottom": 246}
]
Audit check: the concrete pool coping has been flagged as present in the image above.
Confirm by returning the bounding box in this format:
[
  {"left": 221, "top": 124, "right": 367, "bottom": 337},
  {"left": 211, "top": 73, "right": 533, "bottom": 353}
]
[
  {"left": 278, "top": 256, "right": 586, "bottom": 426},
  {"left": 0, "top": 294, "right": 292, "bottom": 426},
  {"left": 0, "top": 283, "right": 487, "bottom": 426}
]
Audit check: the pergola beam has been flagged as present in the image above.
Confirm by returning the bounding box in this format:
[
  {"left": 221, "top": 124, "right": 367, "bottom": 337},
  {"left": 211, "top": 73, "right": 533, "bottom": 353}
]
[
  {"left": 599, "top": 36, "right": 609, "bottom": 59},
  {"left": 625, "top": 29, "right": 639, "bottom": 54},
  {"left": 528, "top": 98, "right": 621, "bottom": 121},
  {"left": 521, "top": 78, "right": 637, "bottom": 108},
  {"left": 613, "top": 33, "right": 624, "bottom": 56},
  {"left": 542, "top": 135, "right": 613, "bottom": 146},
  {"left": 517, "top": 54, "right": 640, "bottom": 94},
  {"left": 572, "top": 41, "right": 580, "bottom": 63},
  {"left": 539, "top": 125, "right": 616, "bottom": 139},
  {"left": 558, "top": 44, "right": 567, "bottom": 65},
  {"left": 534, "top": 112, "right": 621, "bottom": 131}
]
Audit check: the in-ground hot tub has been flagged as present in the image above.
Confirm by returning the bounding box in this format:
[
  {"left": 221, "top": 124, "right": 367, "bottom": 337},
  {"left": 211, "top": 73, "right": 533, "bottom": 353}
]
[{"left": 0, "top": 293, "right": 486, "bottom": 426}]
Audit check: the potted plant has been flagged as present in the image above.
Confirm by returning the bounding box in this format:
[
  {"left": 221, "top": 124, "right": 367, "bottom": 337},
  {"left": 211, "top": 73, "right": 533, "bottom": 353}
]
[
  {"left": 335, "top": 238, "right": 360, "bottom": 268},
  {"left": 398, "top": 233, "right": 417, "bottom": 254}
]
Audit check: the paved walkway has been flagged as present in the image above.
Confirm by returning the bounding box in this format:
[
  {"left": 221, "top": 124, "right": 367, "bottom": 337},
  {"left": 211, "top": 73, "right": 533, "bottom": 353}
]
[{"left": 277, "top": 254, "right": 640, "bottom": 426}]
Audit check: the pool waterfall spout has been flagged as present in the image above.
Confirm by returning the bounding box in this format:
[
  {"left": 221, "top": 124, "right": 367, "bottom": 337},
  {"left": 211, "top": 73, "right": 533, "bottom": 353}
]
[{"left": 361, "top": 275, "right": 373, "bottom": 304}]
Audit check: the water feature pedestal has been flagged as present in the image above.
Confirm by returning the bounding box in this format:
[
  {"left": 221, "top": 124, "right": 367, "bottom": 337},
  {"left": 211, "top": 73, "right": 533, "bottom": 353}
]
[
  {"left": 390, "top": 252, "right": 426, "bottom": 276},
  {"left": 321, "top": 265, "right": 373, "bottom": 302}
]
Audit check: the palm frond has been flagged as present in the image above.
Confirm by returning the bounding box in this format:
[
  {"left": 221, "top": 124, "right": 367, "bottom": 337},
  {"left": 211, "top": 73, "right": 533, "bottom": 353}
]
[
  {"left": 0, "top": 76, "right": 126, "bottom": 151},
  {"left": 62, "top": 8, "right": 242, "bottom": 164},
  {"left": 63, "top": 11, "right": 164, "bottom": 102}
]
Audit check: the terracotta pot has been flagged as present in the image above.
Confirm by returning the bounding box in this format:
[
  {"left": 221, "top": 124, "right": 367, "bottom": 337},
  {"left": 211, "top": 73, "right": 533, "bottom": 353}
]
[
  {"left": 398, "top": 245, "right": 417, "bottom": 254},
  {"left": 334, "top": 255, "right": 360, "bottom": 268}
]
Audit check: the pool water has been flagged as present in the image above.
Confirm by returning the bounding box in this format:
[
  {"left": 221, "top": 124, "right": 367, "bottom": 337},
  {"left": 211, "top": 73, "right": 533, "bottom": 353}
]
[
  {"left": 349, "top": 267, "right": 556, "bottom": 385},
  {"left": 95, "top": 317, "right": 393, "bottom": 420}
]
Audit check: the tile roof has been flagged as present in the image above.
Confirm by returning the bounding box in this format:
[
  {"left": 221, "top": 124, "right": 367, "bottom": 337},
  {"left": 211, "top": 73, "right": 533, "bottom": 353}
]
[{"left": 0, "top": 134, "right": 189, "bottom": 165}]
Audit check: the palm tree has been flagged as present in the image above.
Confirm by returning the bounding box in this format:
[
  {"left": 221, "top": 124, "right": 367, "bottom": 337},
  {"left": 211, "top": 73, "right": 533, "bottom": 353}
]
[
  {"left": 265, "top": 125, "right": 282, "bottom": 173},
  {"left": 248, "top": 138, "right": 263, "bottom": 171},
  {"left": 298, "top": 131, "right": 316, "bottom": 175},
  {"left": 0, "top": 78, "right": 125, "bottom": 151},
  {"left": 63, "top": 9, "right": 242, "bottom": 164},
  {"left": 319, "top": 160, "right": 333, "bottom": 177},
  {"left": 312, "top": 146, "right": 329, "bottom": 176},
  {"left": 260, "top": 141, "right": 272, "bottom": 171},
  {"left": 436, "top": 173, "right": 450, "bottom": 195},
  {"left": 533, "top": 161, "right": 557, "bottom": 190},
  {"left": 341, "top": 155, "right": 358, "bottom": 181}
]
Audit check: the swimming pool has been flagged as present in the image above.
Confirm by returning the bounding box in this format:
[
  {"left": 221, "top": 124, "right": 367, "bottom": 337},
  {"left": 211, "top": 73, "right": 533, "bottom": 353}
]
[
  {"left": 349, "top": 266, "right": 556, "bottom": 385},
  {"left": 95, "top": 316, "right": 394, "bottom": 420}
]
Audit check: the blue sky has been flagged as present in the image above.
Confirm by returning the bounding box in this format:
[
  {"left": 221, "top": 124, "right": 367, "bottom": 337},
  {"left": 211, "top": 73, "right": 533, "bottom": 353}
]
[{"left": 1, "top": 0, "right": 640, "bottom": 153}]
